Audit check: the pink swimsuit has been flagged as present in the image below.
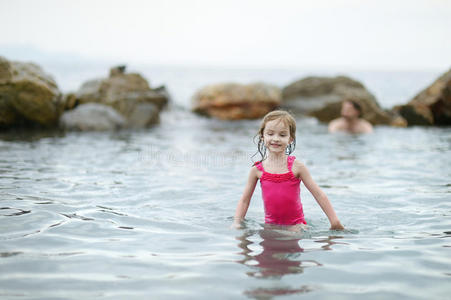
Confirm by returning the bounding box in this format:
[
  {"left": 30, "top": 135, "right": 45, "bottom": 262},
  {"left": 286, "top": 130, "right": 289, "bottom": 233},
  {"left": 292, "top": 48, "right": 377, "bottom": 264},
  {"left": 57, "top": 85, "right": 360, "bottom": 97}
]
[{"left": 255, "top": 156, "right": 306, "bottom": 225}]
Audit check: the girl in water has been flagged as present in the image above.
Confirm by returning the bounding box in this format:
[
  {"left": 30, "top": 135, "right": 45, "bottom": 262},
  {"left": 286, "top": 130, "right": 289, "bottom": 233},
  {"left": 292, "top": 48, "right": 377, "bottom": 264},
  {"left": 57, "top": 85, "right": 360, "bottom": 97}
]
[{"left": 233, "top": 110, "right": 344, "bottom": 231}]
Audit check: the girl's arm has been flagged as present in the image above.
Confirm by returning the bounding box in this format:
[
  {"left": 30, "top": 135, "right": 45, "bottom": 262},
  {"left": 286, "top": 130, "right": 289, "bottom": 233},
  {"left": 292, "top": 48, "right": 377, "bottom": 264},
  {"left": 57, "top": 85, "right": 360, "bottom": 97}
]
[
  {"left": 233, "top": 166, "right": 259, "bottom": 228},
  {"left": 294, "top": 160, "right": 344, "bottom": 230}
]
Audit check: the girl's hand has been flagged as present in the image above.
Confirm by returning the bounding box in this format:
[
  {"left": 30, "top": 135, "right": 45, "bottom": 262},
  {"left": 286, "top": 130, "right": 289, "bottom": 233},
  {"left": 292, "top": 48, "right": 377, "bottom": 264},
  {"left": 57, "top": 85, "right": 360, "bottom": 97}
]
[
  {"left": 231, "top": 220, "right": 243, "bottom": 229},
  {"left": 330, "top": 221, "right": 345, "bottom": 231}
]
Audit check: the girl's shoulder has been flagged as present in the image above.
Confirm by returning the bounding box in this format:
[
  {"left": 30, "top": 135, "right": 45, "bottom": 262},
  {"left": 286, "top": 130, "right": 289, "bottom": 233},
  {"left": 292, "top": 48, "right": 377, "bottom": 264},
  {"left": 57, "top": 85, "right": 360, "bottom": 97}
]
[
  {"left": 291, "top": 157, "right": 308, "bottom": 178},
  {"left": 251, "top": 162, "right": 263, "bottom": 179},
  {"left": 252, "top": 160, "right": 264, "bottom": 170},
  {"left": 291, "top": 157, "right": 304, "bottom": 167}
]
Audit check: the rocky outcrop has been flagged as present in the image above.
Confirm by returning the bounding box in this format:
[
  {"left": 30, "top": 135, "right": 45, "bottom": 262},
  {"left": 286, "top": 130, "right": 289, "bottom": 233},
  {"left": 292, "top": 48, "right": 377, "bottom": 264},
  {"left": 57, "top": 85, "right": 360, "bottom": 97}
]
[
  {"left": 393, "top": 69, "right": 451, "bottom": 126},
  {"left": 126, "top": 102, "right": 160, "bottom": 128},
  {"left": 65, "top": 65, "right": 169, "bottom": 128},
  {"left": 60, "top": 103, "right": 126, "bottom": 131},
  {"left": 192, "top": 82, "right": 281, "bottom": 120},
  {"left": 0, "top": 56, "right": 62, "bottom": 128},
  {"left": 281, "top": 76, "right": 404, "bottom": 126}
]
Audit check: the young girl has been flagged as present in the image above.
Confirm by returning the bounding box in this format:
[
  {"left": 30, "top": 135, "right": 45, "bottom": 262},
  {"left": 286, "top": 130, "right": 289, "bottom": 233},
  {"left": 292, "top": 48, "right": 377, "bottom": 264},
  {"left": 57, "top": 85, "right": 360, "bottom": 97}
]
[{"left": 233, "top": 110, "right": 344, "bottom": 231}]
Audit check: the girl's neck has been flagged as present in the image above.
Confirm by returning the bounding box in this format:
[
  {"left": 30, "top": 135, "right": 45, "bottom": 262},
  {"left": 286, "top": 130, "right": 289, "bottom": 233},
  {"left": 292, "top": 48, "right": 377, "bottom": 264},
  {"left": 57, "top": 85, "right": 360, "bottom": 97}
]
[
  {"left": 264, "top": 152, "right": 288, "bottom": 172},
  {"left": 266, "top": 152, "right": 287, "bottom": 162}
]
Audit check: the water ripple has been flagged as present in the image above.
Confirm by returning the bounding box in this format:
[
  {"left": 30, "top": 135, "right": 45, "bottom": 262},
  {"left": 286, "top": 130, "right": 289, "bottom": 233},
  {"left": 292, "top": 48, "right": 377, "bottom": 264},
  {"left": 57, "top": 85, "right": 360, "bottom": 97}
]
[{"left": 0, "top": 110, "right": 450, "bottom": 299}]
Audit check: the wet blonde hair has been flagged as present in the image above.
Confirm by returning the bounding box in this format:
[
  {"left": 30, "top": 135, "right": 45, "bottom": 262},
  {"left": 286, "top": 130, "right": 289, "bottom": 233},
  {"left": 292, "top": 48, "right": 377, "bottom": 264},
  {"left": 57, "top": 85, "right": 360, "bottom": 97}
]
[{"left": 253, "top": 110, "right": 297, "bottom": 163}]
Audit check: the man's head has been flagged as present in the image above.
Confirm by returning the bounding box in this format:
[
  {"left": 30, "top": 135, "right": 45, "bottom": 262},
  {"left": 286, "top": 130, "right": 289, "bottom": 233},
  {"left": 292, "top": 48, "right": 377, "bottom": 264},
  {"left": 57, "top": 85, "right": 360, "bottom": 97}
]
[{"left": 341, "top": 100, "right": 363, "bottom": 119}]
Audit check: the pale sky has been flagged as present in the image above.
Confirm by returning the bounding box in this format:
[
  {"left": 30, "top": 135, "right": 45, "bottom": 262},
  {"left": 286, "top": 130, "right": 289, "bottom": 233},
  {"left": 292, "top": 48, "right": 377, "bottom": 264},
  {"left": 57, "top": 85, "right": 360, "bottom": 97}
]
[{"left": 1, "top": 0, "right": 450, "bottom": 70}]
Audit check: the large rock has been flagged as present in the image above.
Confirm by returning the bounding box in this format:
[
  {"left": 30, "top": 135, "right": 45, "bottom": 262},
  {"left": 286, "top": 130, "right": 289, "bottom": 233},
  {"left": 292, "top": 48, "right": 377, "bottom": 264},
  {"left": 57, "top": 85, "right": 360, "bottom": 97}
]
[
  {"left": 126, "top": 102, "right": 160, "bottom": 128},
  {"left": 66, "top": 65, "right": 169, "bottom": 127},
  {"left": 393, "top": 69, "right": 451, "bottom": 126},
  {"left": 281, "top": 76, "right": 403, "bottom": 126},
  {"left": 0, "top": 56, "right": 62, "bottom": 128},
  {"left": 60, "top": 103, "right": 126, "bottom": 131},
  {"left": 192, "top": 82, "right": 281, "bottom": 120}
]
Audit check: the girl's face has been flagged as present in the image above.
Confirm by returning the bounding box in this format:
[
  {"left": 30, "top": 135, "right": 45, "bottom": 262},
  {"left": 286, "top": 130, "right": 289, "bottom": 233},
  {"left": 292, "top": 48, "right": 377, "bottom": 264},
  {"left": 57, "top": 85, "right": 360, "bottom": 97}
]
[{"left": 262, "top": 119, "right": 293, "bottom": 154}]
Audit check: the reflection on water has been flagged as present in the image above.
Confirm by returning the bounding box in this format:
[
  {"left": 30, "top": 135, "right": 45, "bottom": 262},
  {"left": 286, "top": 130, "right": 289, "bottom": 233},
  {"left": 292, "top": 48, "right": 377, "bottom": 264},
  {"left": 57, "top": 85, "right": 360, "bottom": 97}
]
[
  {"left": 244, "top": 285, "right": 313, "bottom": 299},
  {"left": 237, "top": 228, "right": 309, "bottom": 279},
  {"left": 314, "top": 235, "right": 348, "bottom": 251},
  {"left": 235, "top": 225, "right": 348, "bottom": 298}
]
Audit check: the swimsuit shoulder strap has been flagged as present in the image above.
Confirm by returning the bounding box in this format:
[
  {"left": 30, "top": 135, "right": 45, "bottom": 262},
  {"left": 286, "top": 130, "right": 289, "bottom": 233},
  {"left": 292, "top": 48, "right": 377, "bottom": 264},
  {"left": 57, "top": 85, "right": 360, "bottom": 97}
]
[
  {"left": 254, "top": 161, "right": 264, "bottom": 172},
  {"left": 287, "top": 156, "right": 296, "bottom": 172}
]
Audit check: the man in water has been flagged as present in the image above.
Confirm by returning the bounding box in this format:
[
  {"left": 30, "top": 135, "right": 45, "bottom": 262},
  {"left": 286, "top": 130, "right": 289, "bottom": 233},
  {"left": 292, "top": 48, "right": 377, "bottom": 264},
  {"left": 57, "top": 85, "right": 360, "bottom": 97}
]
[{"left": 328, "top": 100, "right": 373, "bottom": 134}]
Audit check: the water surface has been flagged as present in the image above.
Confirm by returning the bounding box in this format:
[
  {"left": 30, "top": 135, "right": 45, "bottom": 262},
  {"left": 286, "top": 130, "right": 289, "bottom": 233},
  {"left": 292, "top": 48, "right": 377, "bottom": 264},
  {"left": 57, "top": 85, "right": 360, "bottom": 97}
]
[{"left": 1, "top": 107, "right": 450, "bottom": 299}]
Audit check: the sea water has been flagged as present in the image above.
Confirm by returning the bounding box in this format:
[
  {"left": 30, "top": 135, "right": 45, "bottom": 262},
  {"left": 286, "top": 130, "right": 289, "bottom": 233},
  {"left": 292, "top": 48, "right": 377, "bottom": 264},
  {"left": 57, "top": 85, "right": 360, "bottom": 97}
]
[{"left": 0, "top": 66, "right": 450, "bottom": 299}]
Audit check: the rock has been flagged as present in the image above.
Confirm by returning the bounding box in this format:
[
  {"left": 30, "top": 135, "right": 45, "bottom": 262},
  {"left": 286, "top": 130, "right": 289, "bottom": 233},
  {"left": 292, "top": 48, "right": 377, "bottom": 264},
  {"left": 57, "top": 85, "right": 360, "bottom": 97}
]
[
  {"left": 192, "top": 82, "right": 281, "bottom": 120},
  {"left": 394, "top": 69, "right": 451, "bottom": 126},
  {"left": 109, "top": 65, "right": 126, "bottom": 77},
  {"left": 0, "top": 97, "right": 21, "bottom": 126},
  {"left": 74, "top": 65, "right": 169, "bottom": 110},
  {"left": 281, "top": 75, "right": 400, "bottom": 126},
  {"left": 63, "top": 92, "right": 78, "bottom": 110},
  {"left": 389, "top": 115, "right": 409, "bottom": 127},
  {"left": 127, "top": 103, "right": 160, "bottom": 128},
  {"left": 394, "top": 104, "right": 434, "bottom": 126},
  {"left": 0, "top": 56, "right": 62, "bottom": 128},
  {"left": 431, "top": 78, "right": 451, "bottom": 125},
  {"left": 60, "top": 103, "right": 126, "bottom": 131},
  {"left": 67, "top": 65, "right": 169, "bottom": 127}
]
